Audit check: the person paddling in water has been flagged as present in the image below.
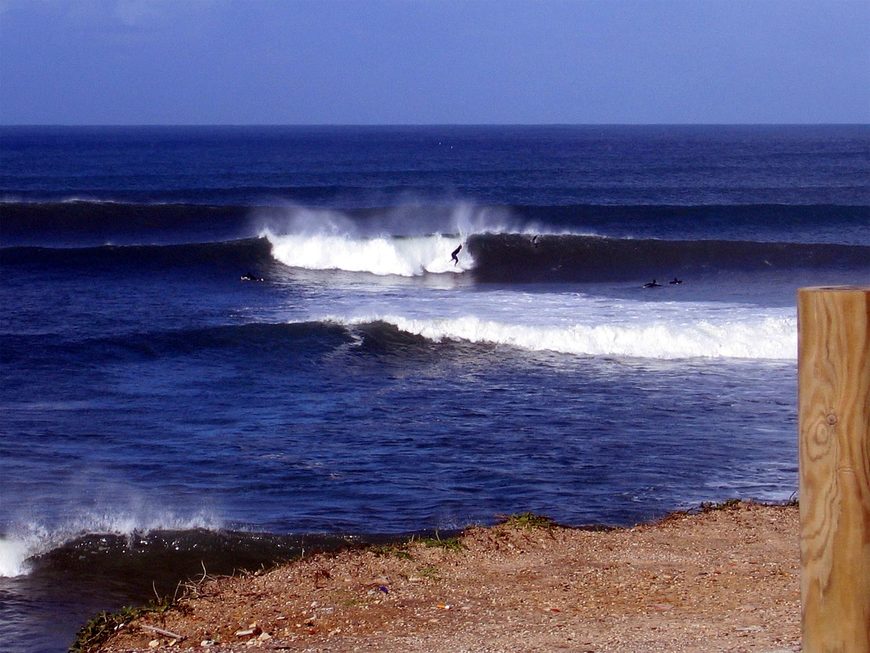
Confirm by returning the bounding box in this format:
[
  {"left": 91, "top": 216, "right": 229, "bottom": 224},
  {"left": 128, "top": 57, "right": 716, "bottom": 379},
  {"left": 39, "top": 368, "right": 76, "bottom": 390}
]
[{"left": 451, "top": 243, "right": 462, "bottom": 266}]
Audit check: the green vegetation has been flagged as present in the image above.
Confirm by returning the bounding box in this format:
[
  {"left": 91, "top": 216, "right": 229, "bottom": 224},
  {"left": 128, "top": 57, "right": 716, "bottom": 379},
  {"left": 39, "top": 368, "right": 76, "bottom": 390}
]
[
  {"left": 698, "top": 498, "right": 743, "bottom": 513},
  {"left": 419, "top": 531, "right": 464, "bottom": 552},
  {"left": 370, "top": 543, "right": 414, "bottom": 560},
  {"left": 498, "top": 512, "right": 556, "bottom": 530},
  {"left": 417, "top": 564, "right": 440, "bottom": 580},
  {"left": 339, "top": 595, "right": 366, "bottom": 607},
  {"left": 70, "top": 597, "right": 175, "bottom": 653}
]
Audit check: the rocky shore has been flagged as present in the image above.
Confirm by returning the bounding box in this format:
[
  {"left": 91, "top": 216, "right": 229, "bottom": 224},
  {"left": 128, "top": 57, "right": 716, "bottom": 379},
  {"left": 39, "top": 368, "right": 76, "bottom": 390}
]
[{"left": 82, "top": 501, "right": 800, "bottom": 653}]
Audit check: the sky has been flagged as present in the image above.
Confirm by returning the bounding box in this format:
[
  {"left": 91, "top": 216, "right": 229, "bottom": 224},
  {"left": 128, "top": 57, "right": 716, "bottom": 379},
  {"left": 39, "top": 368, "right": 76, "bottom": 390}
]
[{"left": 0, "top": 0, "right": 868, "bottom": 125}]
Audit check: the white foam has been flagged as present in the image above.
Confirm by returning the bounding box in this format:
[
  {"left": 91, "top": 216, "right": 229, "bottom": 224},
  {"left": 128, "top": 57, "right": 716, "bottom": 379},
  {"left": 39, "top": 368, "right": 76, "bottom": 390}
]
[
  {"left": 0, "top": 537, "right": 31, "bottom": 577},
  {"left": 265, "top": 231, "right": 472, "bottom": 276},
  {"left": 331, "top": 311, "right": 797, "bottom": 360}
]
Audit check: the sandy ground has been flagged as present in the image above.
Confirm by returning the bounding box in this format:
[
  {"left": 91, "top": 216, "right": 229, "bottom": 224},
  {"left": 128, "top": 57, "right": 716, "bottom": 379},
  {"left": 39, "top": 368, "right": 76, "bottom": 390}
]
[{"left": 90, "top": 501, "right": 800, "bottom": 653}]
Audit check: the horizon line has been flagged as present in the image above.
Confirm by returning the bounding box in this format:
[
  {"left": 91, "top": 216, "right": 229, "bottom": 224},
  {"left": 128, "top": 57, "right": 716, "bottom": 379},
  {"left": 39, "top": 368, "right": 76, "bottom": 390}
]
[{"left": 2, "top": 122, "right": 869, "bottom": 129}]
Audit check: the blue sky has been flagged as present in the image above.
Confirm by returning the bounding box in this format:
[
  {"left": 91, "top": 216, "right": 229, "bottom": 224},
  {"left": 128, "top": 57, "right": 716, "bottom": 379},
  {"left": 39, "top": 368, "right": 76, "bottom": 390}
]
[{"left": 1, "top": 0, "right": 868, "bottom": 125}]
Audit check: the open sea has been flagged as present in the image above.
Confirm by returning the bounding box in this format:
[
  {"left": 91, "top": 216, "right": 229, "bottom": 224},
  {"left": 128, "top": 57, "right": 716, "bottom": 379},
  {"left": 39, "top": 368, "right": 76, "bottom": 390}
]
[{"left": 1, "top": 125, "right": 868, "bottom": 652}]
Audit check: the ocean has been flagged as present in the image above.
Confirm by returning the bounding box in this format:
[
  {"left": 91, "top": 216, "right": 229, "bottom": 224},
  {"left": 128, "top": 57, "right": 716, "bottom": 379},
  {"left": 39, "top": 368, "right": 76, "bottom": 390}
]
[{"left": 1, "top": 125, "right": 868, "bottom": 652}]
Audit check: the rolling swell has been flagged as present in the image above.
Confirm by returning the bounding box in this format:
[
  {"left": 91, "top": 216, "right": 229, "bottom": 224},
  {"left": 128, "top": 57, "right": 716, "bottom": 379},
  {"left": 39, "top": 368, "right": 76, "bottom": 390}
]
[
  {"left": 4, "top": 200, "right": 869, "bottom": 249},
  {"left": 0, "top": 237, "right": 272, "bottom": 271},
  {"left": 510, "top": 203, "right": 870, "bottom": 246},
  {"left": 1, "top": 322, "right": 355, "bottom": 366},
  {"left": 467, "top": 233, "right": 870, "bottom": 283},
  {"left": 0, "top": 201, "right": 252, "bottom": 247}
]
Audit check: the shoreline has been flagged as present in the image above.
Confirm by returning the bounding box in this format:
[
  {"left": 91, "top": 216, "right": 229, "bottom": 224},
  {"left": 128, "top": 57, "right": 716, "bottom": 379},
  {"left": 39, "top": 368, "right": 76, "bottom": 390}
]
[{"left": 80, "top": 500, "right": 800, "bottom": 652}]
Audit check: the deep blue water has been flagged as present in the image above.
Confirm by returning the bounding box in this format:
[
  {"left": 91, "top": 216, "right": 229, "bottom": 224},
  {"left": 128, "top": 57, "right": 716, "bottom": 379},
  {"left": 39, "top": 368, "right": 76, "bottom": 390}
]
[{"left": 1, "top": 125, "right": 869, "bottom": 652}]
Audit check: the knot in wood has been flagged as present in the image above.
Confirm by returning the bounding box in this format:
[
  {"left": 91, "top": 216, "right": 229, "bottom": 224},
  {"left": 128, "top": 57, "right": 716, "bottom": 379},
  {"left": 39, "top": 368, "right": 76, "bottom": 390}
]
[{"left": 826, "top": 412, "right": 838, "bottom": 426}]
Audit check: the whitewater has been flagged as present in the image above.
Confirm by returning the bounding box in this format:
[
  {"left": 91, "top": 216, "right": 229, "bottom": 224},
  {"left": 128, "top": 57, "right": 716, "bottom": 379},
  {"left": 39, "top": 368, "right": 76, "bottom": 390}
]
[{"left": 266, "top": 229, "right": 474, "bottom": 276}]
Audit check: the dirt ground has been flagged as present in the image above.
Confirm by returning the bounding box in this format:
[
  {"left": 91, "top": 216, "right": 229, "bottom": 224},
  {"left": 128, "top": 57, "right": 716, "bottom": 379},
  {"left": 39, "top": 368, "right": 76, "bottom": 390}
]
[{"left": 91, "top": 501, "right": 800, "bottom": 653}]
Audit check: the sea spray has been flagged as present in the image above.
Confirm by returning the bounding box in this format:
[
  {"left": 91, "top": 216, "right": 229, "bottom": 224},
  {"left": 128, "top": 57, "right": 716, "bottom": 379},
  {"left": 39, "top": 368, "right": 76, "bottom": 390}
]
[
  {"left": 251, "top": 201, "right": 520, "bottom": 239},
  {"left": 0, "top": 536, "right": 32, "bottom": 577}
]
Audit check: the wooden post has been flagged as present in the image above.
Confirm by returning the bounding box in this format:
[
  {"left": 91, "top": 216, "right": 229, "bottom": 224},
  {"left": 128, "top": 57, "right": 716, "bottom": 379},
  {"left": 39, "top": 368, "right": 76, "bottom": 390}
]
[{"left": 799, "top": 286, "right": 870, "bottom": 652}]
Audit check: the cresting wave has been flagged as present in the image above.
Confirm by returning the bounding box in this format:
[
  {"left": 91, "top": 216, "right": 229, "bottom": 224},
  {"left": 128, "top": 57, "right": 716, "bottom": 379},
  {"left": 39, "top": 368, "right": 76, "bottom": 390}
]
[
  {"left": 0, "top": 511, "right": 222, "bottom": 578},
  {"left": 255, "top": 201, "right": 500, "bottom": 276},
  {"left": 261, "top": 231, "right": 870, "bottom": 280},
  {"left": 337, "top": 314, "right": 798, "bottom": 360},
  {"left": 265, "top": 230, "right": 472, "bottom": 276}
]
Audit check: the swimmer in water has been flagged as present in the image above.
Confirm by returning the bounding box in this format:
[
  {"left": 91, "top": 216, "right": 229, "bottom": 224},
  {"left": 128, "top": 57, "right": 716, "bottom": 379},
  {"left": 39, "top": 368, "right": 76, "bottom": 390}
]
[
  {"left": 451, "top": 243, "right": 462, "bottom": 266},
  {"left": 643, "top": 279, "right": 661, "bottom": 288},
  {"left": 669, "top": 277, "right": 683, "bottom": 285}
]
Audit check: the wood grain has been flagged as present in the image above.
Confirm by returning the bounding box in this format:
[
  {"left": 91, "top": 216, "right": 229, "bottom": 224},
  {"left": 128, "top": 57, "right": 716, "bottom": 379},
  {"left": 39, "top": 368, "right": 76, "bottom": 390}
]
[{"left": 799, "top": 286, "right": 870, "bottom": 652}]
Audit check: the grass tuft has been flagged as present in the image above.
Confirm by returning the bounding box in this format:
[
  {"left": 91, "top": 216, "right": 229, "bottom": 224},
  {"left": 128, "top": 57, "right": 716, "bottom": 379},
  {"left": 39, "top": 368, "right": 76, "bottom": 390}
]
[
  {"left": 70, "top": 597, "right": 174, "bottom": 653},
  {"left": 370, "top": 543, "right": 414, "bottom": 560},
  {"left": 419, "top": 531, "right": 464, "bottom": 552},
  {"left": 498, "top": 512, "right": 556, "bottom": 530},
  {"left": 699, "top": 498, "right": 743, "bottom": 513},
  {"left": 417, "top": 564, "right": 440, "bottom": 580}
]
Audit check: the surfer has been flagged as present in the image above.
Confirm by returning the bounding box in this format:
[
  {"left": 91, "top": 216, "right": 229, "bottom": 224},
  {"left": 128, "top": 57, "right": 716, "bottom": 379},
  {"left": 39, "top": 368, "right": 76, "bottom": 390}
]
[
  {"left": 451, "top": 243, "right": 462, "bottom": 266},
  {"left": 669, "top": 277, "right": 683, "bottom": 285},
  {"left": 643, "top": 279, "right": 661, "bottom": 288}
]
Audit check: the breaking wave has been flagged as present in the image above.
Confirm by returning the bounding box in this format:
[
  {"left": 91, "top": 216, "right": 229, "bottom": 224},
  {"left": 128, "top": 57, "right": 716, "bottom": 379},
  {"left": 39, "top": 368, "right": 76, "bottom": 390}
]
[
  {"left": 0, "top": 511, "right": 222, "bottom": 578},
  {"left": 334, "top": 312, "right": 798, "bottom": 360},
  {"left": 265, "top": 231, "right": 471, "bottom": 276}
]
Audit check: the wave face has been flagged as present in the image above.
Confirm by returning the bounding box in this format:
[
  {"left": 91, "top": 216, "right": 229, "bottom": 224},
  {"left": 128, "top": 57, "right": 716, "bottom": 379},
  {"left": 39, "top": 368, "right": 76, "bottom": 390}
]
[{"left": 465, "top": 233, "right": 870, "bottom": 283}]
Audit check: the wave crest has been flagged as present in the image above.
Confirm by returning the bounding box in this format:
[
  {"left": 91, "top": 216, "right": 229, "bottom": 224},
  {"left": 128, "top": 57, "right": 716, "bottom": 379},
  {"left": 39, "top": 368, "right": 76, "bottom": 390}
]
[
  {"left": 339, "top": 314, "right": 797, "bottom": 360},
  {"left": 265, "top": 231, "right": 471, "bottom": 276},
  {"left": 257, "top": 202, "right": 509, "bottom": 276},
  {"left": 0, "top": 510, "right": 222, "bottom": 578}
]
